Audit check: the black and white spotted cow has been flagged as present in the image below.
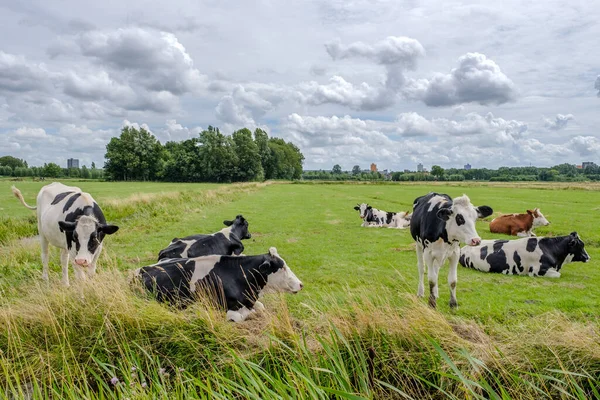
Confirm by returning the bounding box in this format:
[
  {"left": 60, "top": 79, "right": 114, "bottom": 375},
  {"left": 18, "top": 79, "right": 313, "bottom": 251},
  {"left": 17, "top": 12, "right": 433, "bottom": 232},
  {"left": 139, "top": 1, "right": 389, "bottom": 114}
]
[
  {"left": 134, "top": 247, "right": 303, "bottom": 322},
  {"left": 410, "top": 192, "right": 493, "bottom": 308},
  {"left": 12, "top": 182, "right": 119, "bottom": 286},
  {"left": 157, "top": 215, "right": 251, "bottom": 261},
  {"left": 354, "top": 203, "right": 411, "bottom": 228},
  {"left": 459, "top": 232, "right": 590, "bottom": 278}
]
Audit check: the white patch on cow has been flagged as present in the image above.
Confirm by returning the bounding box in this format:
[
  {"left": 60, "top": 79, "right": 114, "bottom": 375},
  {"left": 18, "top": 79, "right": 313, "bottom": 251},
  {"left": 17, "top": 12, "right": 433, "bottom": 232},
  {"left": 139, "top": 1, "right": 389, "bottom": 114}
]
[
  {"left": 188, "top": 255, "right": 222, "bottom": 292},
  {"left": 254, "top": 300, "right": 265, "bottom": 311},
  {"left": 561, "top": 254, "right": 574, "bottom": 268},
  {"left": 427, "top": 195, "right": 448, "bottom": 212},
  {"left": 264, "top": 249, "right": 303, "bottom": 294},
  {"left": 178, "top": 239, "right": 195, "bottom": 257},
  {"left": 532, "top": 208, "right": 550, "bottom": 227},
  {"left": 71, "top": 215, "right": 98, "bottom": 266},
  {"left": 226, "top": 306, "right": 255, "bottom": 322},
  {"left": 218, "top": 227, "right": 232, "bottom": 240},
  {"left": 545, "top": 269, "right": 561, "bottom": 278}
]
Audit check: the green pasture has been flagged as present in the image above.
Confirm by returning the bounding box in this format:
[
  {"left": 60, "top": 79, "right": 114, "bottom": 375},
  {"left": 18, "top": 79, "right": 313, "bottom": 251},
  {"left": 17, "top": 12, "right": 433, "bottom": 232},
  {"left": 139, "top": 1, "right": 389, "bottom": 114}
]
[{"left": 0, "top": 181, "right": 600, "bottom": 399}]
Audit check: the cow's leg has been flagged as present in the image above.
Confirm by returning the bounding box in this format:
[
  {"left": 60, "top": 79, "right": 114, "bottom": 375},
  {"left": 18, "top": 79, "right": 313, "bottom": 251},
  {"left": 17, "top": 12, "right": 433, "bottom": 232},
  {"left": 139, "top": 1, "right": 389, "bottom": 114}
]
[
  {"left": 423, "top": 252, "right": 440, "bottom": 308},
  {"left": 73, "top": 264, "right": 87, "bottom": 281},
  {"left": 447, "top": 247, "right": 459, "bottom": 309},
  {"left": 416, "top": 243, "right": 425, "bottom": 297},
  {"left": 226, "top": 306, "right": 253, "bottom": 323},
  {"left": 40, "top": 236, "right": 50, "bottom": 282},
  {"left": 60, "top": 248, "right": 70, "bottom": 287},
  {"left": 516, "top": 230, "right": 528, "bottom": 237},
  {"left": 254, "top": 301, "right": 265, "bottom": 312},
  {"left": 544, "top": 269, "right": 561, "bottom": 278}
]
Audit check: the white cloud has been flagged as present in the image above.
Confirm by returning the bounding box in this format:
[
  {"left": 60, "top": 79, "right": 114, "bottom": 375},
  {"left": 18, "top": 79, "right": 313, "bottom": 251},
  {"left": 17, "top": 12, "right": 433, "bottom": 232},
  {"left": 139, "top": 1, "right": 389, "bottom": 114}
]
[
  {"left": 568, "top": 136, "right": 600, "bottom": 157},
  {"left": 403, "top": 53, "right": 518, "bottom": 107},
  {"left": 543, "top": 113, "right": 574, "bottom": 130},
  {"left": 595, "top": 76, "right": 600, "bottom": 97},
  {"left": 0, "top": 51, "right": 52, "bottom": 93}
]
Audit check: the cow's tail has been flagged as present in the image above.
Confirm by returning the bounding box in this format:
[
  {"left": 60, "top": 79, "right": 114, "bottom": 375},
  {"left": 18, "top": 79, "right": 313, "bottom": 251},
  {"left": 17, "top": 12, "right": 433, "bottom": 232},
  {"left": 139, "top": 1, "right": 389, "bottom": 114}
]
[{"left": 11, "top": 186, "right": 36, "bottom": 210}]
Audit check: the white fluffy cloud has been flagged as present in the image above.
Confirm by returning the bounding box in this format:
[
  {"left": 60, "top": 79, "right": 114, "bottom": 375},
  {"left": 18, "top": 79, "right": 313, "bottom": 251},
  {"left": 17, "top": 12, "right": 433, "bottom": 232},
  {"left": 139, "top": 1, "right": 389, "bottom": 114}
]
[
  {"left": 543, "top": 113, "right": 574, "bottom": 130},
  {"left": 595, "top": 76, "right": 600, "bottom": 97},
  {"left": 403, "top": 53, "right": 518, "bottom": 107}
]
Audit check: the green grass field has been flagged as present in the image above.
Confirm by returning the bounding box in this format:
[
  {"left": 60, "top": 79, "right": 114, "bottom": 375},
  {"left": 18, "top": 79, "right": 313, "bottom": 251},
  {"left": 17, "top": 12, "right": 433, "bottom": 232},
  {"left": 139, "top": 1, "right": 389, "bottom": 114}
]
[{"left": 1, "top": 179, "right": 599, "bottom": 399}]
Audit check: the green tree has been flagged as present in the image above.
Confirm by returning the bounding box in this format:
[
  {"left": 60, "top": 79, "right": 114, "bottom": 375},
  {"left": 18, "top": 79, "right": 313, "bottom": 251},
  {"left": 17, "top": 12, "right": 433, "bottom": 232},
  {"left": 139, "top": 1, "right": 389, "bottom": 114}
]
[
  {"left": 91, "top": 162, "right": 96, "bottom": 170},
  {"left": 352, "top": 165, "right": 361, "bottom": 175},
  {"left": 232, "top": 128, "right": 263, "bottom": 181},
  {"left": 254, "top": 128, "right": 273, "bottom": 179},
  {"left": 43, "top": 163, "right": 62, "bottom": 178},
  {"left": 80, "top": 165, "right": 91, "bottom": 179},
  {"left": 104, "top": 126, "right": 166, "bottom": 181},
  {"left": 332, "top": 164, "right": 342, "bottom": 174},
  {"left": 198, "top": 126, "right": 237, "bottom": 182},
  {"left": 0, "top": 156, "right": 27, "bottom": 169},
  {"left": 431, "top": 165, "right": 444, "bottom": 179}
]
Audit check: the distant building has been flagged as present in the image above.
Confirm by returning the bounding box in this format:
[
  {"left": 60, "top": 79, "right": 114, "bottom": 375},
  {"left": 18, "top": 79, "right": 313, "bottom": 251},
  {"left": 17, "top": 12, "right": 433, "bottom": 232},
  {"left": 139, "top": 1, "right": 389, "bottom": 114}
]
[
  {"left": 67, "top": 158, "right": 79, "bottom": 169},
  {"left": 464, "top": 163, "right": 472, "bottom": 170},
  {"left": 582, "top": 161, "right": 597, "bottom": 169},
  {"left": 417, "top": 163, "right": 424, "bottom": 172},
  {"left": 370, "top": 163, "right": 377, "bottom": 172},
  {"left": 576, "top": 165, "right": 583, "bottom": 169}
]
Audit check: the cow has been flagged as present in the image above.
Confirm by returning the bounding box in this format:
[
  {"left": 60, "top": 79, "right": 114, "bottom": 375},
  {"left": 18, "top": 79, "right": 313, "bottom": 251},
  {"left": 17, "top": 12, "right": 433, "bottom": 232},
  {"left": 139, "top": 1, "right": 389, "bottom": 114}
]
[
  {"left": 459, "top": 232, "right": 589, "bottom": 278},
  {"left": 354, "top": 203, "right": 412, "bottom": 228},
  {"left": 12, "top": 182, "right": 119, "bottom": 286},
  {"left": 134, "top": 247, "right": 303, "bottom": 322},
  {"left": 410, "top": 192, "right": 493, "bottom": 308},
  {"left": 157, "top": 215, "right": 251, "bottom": 261},
  {"left": 489, "top": 208, "right": 550, "bottom": 237}
]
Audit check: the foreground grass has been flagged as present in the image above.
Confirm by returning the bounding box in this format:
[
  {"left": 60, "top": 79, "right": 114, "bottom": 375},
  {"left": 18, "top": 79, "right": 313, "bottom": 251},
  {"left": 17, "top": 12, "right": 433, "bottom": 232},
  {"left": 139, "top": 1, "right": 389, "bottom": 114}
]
[{"left": 1, "top": 180, "right": 599, "bottom": 398}]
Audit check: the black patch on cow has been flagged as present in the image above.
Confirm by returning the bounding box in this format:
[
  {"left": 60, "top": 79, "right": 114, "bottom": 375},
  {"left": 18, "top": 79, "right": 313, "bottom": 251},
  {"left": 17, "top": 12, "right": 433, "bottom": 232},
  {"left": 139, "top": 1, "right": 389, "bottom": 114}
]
[
  {"left": 51, "top": 191, "right": 74, "bottom": 205},
  {"left": 486, "top": 241, "right": 510, "bottom": 273},
  {"left": 455, "top": 214, "right": 465, "bottom": 226},
  {"left": 526, "top": 238, "right": 537, "bottom": 252},
  {"left": 480, "top": 246, "right": 488, "bottom": 260},
  {"left": 386, "top": 212, "right": 395, "bottom": 225},
  {"left": 136, "top": 259, "right": 197, "bottom": 304},
  {"left": 410, "top": 192, "right": 451, "bottom": 246},
  {"left": 62, "top": 193, "right": 82, "bottom": 213},
  {"left": 459, "top": 253, "right": 466, "bottom": 267},
  {"left": 157, "top": 230, "right": 246, "bottom": 261},
  {"left": 513, "top": 251, "right": 524, "bottom": 273}
]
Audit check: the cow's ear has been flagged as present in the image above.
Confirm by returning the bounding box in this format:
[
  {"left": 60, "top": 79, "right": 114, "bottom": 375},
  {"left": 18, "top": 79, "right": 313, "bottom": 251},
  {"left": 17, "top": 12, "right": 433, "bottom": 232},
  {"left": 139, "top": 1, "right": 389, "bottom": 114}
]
[
  {"left": 269, "top": 247, "right": 278, "bottom": 257},
  {"left": 436, "top": 208, "right": 452, "bottom": 221},
  {"left": 568, "top": 232, "right": 579, "bottom": 246},
  {"left": 354, "top": 206, "right": 360, "bottom": 210},
  {"left": 99, "top": 224, "right": 119, "bottom": 235},
  {"left": 527, "top": 209, "right": 534, "bottom": 215},
  {"left": 476, "top": 206, "right": 493, "bottom": 218},
  {"left": 223, "top": 220, "right": 233, "bottom": 226},
  {"left": 58, "top": 221, "right": 76, "bottom": 232},
  {"left": 367, "top": 206, "right": 372, "bottom": 210}
]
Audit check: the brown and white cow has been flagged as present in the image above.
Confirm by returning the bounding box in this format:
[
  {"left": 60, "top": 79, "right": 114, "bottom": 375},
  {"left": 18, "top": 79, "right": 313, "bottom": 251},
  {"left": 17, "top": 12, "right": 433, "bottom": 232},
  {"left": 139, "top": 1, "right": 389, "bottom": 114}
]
[{"left": 489, "top": 208, "right": 549, "bottom": 237}]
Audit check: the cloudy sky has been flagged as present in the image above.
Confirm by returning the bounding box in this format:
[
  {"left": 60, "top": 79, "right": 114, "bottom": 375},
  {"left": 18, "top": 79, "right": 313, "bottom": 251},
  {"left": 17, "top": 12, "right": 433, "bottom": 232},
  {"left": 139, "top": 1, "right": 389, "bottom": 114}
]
[{"left": 0, "top": 0, "right": 598, "bottom": 171}]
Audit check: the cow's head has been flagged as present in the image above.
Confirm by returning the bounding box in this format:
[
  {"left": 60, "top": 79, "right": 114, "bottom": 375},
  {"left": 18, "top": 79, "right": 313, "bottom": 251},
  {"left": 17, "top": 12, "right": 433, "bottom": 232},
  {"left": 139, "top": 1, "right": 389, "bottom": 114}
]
[
  {"left": 567, "top": 232, "right": 590, "bottom": 262},
  {"left": 260, "top": 247, "right": 303, "bottom": 294},
  {"left": 58, "top": 216, "right": 119, "bottom": 267},
  {"left": 436, "top": 194, "right": 493, "bottom": 246},
  {"left": 354, "top": 203, "right": 369, "bottom": 219},
  {"left": 528, "top": 208, "right": 550, "bottom": 227},
  {"left": 224, "top": 214, "right": 251, "bottom": 239}
]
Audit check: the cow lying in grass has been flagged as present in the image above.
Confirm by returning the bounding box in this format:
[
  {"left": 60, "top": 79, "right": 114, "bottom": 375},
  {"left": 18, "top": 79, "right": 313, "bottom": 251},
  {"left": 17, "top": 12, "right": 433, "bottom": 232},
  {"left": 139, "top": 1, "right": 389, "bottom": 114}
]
[
  {"left": 12, "top": 182, "right": 119, "bottom": 286},
  {"left": 353, "top": 203, "right": 412, "bottom": 228},
  {"left": 459, "top": 232, "right": 589, "bottom": 277},
  {"left": 158, "top": 215, "right": 251, "bottom": 260},
  {"left": 135, "top": 247, "right": 303, "bottom": 322},
  {"left": 489, "top": 208, "right": 550, "bottom": 237}
]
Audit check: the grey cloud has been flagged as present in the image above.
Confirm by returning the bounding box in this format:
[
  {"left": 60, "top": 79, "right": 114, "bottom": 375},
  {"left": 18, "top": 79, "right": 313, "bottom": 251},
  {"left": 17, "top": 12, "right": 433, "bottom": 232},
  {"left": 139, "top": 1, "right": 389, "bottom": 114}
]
[
  {"left": 325, "top": 36, "right": 425, "bottom": 68},
  {"left": 568, "top": 136, "right": 600, "bottom": 156},
  {"left": 543, "top": 113, "right": 574, "bottom": 130},
  {"left": 595, "top": 76, "right": 600, "bottom": 96},
  {"left": 403, "top": 53, "right": 518, "bottom": 107},
  {"left": 215, "top": 96, "right": 256, "bottom": 127},
  {"left": 0, "top": 52, "right": 52, "bottom": 93}
]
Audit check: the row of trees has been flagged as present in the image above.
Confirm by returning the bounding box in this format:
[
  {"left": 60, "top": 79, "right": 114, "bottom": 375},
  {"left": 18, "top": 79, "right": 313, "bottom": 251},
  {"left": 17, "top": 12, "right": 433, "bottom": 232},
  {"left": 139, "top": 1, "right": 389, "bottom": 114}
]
[
  {"left": 104, "top": 126, "right": 304, "bottom": 182},
  {"left": 0, "top": 157, "right": 104, "bottom": 179}
]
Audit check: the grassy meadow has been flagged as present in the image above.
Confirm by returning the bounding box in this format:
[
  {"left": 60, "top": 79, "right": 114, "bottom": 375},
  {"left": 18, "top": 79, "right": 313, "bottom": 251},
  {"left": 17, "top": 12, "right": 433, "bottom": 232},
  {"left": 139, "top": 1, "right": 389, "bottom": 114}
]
[{"left": 0, "top": 178, "right": 599, "bottom": 399}]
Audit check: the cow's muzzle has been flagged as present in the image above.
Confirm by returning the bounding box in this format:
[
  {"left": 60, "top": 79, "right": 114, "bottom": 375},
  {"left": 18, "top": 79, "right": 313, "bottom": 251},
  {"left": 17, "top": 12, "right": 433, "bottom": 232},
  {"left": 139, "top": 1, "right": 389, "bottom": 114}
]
[
  {"left": 74, "top": 258, "right": 90, "bottom": 266},
  {"left": 468, "top": 238, "right": 481, "bottom": 246}
]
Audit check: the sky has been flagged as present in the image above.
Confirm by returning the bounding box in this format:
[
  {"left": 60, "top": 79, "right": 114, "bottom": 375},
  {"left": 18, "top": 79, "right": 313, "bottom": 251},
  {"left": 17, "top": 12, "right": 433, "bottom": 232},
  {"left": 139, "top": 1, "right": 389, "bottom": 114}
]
[{"left": 0, "top": 0, "right": 598, "bottom": 171}]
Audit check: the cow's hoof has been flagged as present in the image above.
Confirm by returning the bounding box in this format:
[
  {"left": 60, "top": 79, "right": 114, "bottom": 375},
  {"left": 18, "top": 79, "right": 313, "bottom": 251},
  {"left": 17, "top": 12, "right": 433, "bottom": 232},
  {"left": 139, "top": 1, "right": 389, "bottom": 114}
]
[
  {"left": 42, "top": 274, "right": 49, "bottom": 282},
  {"left": 254, "top": 301, "right": 265, "bottom": 312},
  {"left": 61, "top": 280, "right": 70, "bottom": 287},
  {"left": 449, "top": 300, "right": 458, "bottom": 309},
  {"left": 428, "top": 296, "right": 437, "bottom": 309}
]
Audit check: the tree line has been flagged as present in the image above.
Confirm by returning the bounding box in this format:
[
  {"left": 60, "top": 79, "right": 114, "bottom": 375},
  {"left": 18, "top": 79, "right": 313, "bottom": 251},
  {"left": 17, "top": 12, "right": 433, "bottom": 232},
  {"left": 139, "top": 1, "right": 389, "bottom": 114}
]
[
  {"left": 302, "top": 163, "right": 600, "bottom": 182},
  {"left": 104, "top": 126, "right": 304, "bottom": 182},
  {"left": 0, "top": 156, "right": 104, "bottom": 179}
]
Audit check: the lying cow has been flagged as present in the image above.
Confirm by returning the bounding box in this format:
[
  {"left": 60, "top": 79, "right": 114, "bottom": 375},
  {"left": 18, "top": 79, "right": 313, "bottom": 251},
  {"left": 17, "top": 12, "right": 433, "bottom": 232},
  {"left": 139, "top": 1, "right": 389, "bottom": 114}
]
[
  {"left": 354, "top": 203, "right": 412, "bottom": 228},
  {"left": 410, "top": 192, "right": 493, "bottom": 308},
  {"left": 12, "top": 183, "right": 119, "bottom": 286},
  {"left": 158, "top": 215, "right": 251, "bottom": 260},
  {"left": 134, "top": 247, "right": 303, "bottom": 322},
  {"left": 489, "top": 208, "right": 549, "bottom": 237},
  {"left": 459, "top": 232, "right": 589, "bottom": 277}
]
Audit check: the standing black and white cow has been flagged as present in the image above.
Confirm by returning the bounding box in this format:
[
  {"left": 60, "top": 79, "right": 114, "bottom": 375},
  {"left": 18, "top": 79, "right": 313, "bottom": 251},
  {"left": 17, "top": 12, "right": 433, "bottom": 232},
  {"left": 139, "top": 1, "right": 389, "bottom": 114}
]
[
  {"left": 12, "top": 182, "right": 119, "bottom": 286},
  {"left": 459, "top": 232, "right": 590, "bottom": 277},
  {"left": 157, "top": 215, "right": 251, "bottom": 261},
  {"left": 410, "top": 192, "right": 493, "bottom": 308},
  {"left": 354, "top": 203, "right": 411, "bottom": 228},
  {"left": 134, "top": 247, "right": 303, "bottom": 322}
]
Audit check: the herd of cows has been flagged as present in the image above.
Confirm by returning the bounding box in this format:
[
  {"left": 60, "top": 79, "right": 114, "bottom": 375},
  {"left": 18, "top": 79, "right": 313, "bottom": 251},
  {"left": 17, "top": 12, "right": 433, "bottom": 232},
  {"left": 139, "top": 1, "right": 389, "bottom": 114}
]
[{"left": 9, "top": 182, "right": 591, "bottom": 320}]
